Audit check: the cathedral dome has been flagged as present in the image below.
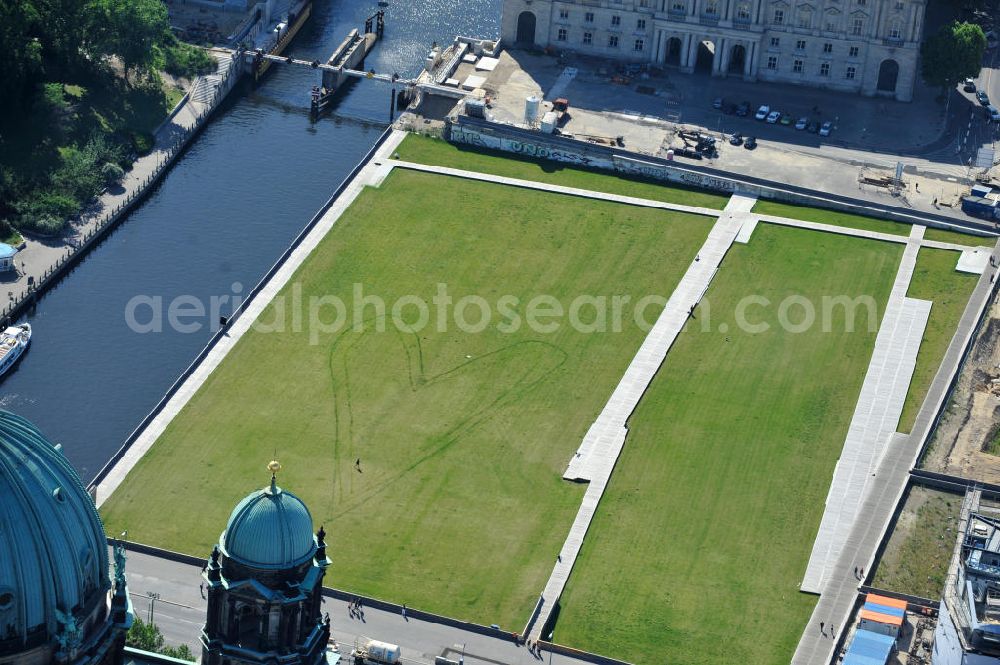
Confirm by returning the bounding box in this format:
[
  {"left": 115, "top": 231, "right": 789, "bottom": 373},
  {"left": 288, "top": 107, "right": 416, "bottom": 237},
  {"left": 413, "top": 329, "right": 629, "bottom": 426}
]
[
  {"left": 0, "top": 411, "right": 110, "bottom": 651},
  {"left": 220, "top": 470, "right": 316, "bottom": 569}
]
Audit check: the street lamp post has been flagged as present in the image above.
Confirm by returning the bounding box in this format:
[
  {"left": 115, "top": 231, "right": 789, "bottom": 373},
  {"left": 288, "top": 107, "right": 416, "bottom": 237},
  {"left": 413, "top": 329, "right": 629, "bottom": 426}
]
[{"left": 147, "top": 592, "right": 160, "bottom": 624}]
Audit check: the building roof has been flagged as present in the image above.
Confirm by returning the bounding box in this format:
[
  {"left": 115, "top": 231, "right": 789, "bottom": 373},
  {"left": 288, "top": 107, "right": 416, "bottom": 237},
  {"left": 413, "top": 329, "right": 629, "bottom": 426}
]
[
  {"left": 865, "top": 593, "right": 907, "bottom": 611},
  {"left": 0, "top": 244, "right": 18, "bottom": 259},
  {"left": 843, "top": 629, "right": 895, "bottom": 665},
  {"left": 220, "top": 475, "right": 316, "bottom": 569},
  {"left": 0, "top": 410, "right": 110, "bottom": 649},
  {"left": 860, "top": 608, "right": 904, "bottom": 627}
]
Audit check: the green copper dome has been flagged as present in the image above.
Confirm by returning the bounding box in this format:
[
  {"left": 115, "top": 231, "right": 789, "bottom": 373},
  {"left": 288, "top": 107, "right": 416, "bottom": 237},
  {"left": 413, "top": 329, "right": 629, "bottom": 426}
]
[
  {"left": 220, "top": 476, "right": 316, "bottom": 569},
  {"left": 0, "top": 411, "right": 110, "bottom": 649}
]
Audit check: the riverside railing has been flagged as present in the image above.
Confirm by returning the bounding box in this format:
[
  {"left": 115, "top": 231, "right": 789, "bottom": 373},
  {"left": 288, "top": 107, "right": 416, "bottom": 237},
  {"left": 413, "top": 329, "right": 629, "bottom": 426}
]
[{"left": 1, "top": 55, "right": 243, "bottom": 328}]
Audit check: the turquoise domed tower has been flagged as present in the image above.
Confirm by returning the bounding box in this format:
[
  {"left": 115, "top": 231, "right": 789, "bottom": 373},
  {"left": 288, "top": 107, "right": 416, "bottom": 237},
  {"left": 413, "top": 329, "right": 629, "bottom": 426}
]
[
  {"left": 201, "top": 462, "right": 330, "bottom": 665},
  {"left": 0, "top": 411, "right": 130, "bottom": 665}
]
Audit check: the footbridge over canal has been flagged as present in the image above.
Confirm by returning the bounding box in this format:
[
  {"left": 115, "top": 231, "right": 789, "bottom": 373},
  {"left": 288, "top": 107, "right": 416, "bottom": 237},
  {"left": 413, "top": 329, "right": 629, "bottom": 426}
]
[{"left": 226, "top": 12, "right": 468, "bottom": 120}]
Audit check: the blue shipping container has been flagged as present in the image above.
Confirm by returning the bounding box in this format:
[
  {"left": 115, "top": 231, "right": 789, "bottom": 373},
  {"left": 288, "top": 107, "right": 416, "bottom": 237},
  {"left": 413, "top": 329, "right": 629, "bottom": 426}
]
[{"left": 843, "top": 629, "right": 895, "bottom": 665}]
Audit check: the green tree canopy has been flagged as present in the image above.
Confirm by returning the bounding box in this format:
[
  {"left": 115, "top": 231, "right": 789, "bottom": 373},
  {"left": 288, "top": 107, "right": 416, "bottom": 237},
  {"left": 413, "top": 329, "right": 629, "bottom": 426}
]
[
  {"left": 921, "top": 21, "right": 987, "bottom": 91},
  {"left": 89, "top": 0, "right": 169, "bottom": 82}
]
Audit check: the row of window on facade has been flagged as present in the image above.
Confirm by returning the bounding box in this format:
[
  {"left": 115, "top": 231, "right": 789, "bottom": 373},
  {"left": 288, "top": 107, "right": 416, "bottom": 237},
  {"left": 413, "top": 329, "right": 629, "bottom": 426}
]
[
  {"left": 772, "top": 37, "right": 862, "bottom": 55},
  {"left": 556, "top": 27, "right": 647, "bottom": 49},
  {"left": 764, "top": 56, "right": 860, "bottom": 78},
  {"left": 558, "top": 3, "right": 905, "bottom": 37}
]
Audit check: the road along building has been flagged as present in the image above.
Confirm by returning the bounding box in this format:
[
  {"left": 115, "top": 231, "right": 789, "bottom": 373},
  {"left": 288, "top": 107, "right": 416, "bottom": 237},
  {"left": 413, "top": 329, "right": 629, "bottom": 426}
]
[{"left": 501, "top": 0, "right": 923, "bottom": 101}]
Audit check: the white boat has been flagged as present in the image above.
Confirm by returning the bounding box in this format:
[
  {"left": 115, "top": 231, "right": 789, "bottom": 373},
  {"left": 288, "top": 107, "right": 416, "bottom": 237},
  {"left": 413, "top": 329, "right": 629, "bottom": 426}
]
[{"left": 0, "top": 323, "right": 31, "bottom": 377}]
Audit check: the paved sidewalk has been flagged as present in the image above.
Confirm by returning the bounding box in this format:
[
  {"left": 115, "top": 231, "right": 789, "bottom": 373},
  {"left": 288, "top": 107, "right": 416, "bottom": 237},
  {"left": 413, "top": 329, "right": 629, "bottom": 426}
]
[
  {"left": 792, "top": 237, "right": 1000, "bottom": 665},
  {"left": 526, "top": 193, "right": 754, "bottom": 642},
  {"left": 3, "top": 52, "right": 237, "bottom": 319},
  {"left": 93, "top": 129, "right": 409, "bottom": 507},
  {"left": 802, "top": 227, "right": 928, "bottom": 593}
]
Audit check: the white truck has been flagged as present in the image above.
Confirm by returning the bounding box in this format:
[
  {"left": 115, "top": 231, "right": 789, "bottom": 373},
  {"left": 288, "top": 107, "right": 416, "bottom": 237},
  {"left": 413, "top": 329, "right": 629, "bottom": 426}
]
[{"left": 351, "top": 640, "right": 401, "bottom": 665}]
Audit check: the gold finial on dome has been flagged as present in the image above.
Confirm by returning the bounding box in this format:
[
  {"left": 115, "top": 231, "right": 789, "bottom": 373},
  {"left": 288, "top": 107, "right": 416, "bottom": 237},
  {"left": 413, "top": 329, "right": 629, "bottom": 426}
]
[{"left": 267, "top": 460, "right": 281, "bottom": 493}]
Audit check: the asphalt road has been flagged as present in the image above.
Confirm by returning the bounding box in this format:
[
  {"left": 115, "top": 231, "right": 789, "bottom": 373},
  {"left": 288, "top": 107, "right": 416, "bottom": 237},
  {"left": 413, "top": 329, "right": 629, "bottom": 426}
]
[{"left": 120, "top": 549, "right": 596, "bottom": 665}]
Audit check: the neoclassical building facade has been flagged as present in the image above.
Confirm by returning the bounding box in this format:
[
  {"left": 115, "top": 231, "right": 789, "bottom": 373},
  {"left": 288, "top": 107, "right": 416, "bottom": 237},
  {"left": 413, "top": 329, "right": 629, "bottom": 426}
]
[{"left": 501, "top": 0, "right": 924, "bottom": 100}]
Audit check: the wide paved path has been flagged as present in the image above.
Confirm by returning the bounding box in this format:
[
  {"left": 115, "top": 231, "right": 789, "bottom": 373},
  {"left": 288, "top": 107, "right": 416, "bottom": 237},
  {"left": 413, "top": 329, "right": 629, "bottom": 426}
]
[
  {"left": 802, "top": 227, "right": 929, "bottom": 593},
  {"left": 526, "top": 193, "right": 755, "bottom": 642},
  {"left": 792, "top": 238, "right": 1000, "bottom": 665},
  {"left": 92, "top": 129, "right": 410, "bottom": 506}
]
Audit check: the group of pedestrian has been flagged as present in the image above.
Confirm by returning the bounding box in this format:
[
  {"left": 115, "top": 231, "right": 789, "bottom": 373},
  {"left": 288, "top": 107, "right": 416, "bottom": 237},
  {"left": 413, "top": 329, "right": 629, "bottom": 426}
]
[
  {"left": 524, "top": 640, "right": 543, "bottom": 660},
  {"left": 853, "top": 566, "right": 865, "bottom": 580},
  {"left": 819, "top": 621, "right": 836, "bottom": 638},
  {"left": 348, "top": 597, "right": 365, "bottom": 620}
]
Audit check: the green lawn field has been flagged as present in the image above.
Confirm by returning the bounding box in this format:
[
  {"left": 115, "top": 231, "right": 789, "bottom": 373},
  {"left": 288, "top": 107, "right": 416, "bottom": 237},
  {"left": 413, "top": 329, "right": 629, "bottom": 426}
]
[
  {"left": 552, "top": 223, "right": 902, "bottom": 665},
  {"left": 395, "top": 134, "right": 731, "bottom": 209},
  {"left": 100, "top": 169, "right": 715, "bottom": 628},
  {"left": 751, "top": 200, "right": 991, "bottom": 247},
  {"left": 897, "top": 249, "right": 979, "bottom": 432}
]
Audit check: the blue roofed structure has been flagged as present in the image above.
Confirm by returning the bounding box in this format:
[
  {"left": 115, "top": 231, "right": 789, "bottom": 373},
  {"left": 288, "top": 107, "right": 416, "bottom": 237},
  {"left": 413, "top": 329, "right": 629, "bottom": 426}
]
[
  {"left": 0, "top": 410, "right": 131, "bottom": 665},
  {"left": 842, "top": 629, "right": 895, "bottom": 665}
]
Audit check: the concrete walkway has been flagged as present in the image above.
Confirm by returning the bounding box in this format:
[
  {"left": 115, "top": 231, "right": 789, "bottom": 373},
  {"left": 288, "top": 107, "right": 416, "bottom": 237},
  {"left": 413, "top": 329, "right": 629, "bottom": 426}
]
[
  {"left": 92, "top": 129, "right": 409, "bottom": 507},
  {"left": 386, "top": 160, "right": 725, "bottom": 218},
  {"left": 801, "top": 228, "right": 929, "bottom": 594},
  {"left": 792, "top": 237, "right": 1000, "bottom": 665},
  {"left": 525, "top": 193, "right": 755, "bottom": 642},
  {"left": 3, "top": 52, "right": 239, "bottom": 320}
]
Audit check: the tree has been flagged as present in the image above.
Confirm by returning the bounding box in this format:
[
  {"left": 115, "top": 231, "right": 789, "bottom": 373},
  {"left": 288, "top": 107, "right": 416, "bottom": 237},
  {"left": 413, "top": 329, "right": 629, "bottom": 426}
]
[
  {"left": 921, "top": 21, "right": 986, "bottom": 92},
  {"left": 126, "top": 618, "right": 165, "bottom": 652},
  {"left": 126, "top": 619, "right": 195, "bottom": 661},
  {"left": 101, "top": 162, "right": 125, "bottom": 187},
  {"left": 162, "top": 644, "right": 194, "bottom": 661},
  {"left": 89, "top": 0, "right": 168, "bottom": 83}
]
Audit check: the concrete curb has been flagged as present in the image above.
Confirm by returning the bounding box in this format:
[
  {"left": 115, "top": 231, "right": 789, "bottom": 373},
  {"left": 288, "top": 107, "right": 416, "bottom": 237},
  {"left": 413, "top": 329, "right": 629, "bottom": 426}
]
[{"left": 87, "top": 126, "right": 396, "bottom": 495}]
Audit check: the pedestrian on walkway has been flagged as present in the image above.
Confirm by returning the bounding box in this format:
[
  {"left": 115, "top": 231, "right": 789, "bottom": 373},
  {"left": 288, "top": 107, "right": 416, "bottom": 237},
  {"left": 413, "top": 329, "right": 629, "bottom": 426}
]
[
  {"left": 831, "top": 623, "right": 836, "bottom": 636},
  {"left": 402, "top": 604, "right": 407, "bottom": 621},
  {"left": 820, "top": 621, "right": 825, "bottom": 634},
  {"left": 200, "top": 582, "right": 206, "bottom": 599},
  {"left": 859, "top": 567, "right": 864, "bottom": 578}
]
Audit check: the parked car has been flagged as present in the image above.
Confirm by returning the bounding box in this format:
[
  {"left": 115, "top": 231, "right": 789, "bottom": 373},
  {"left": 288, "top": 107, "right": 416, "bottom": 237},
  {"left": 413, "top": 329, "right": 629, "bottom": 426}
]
[
  {"left": 744, "top": 136, "right": 757, "bottom": 149},
  {"left": 721, "top": 102, "right": 737, "bottom": 115},
  {"left": 794, "top": 116, "right": 809, "bottom": 130},
  {"left": 964, "top": 78, "right": 977, "bottom": 92},
  {"left": 736, "top": 101, "right": 751, "bottom": 117},
  {"left": 766, "top": 110, "right": 781, "bottom": 123},
  {"left": 978, "top": 90, "right": 991, "bottom": 106},
  {"left": 988, "top": 105, "right": 1000, "bottom": 122},
  {"left": 819, "top": 121, "right": 833, "bottom": 136},
  {"left": 779, "top": 113, "right": 793, "bottom": 126},
  {"left": 729, "top": 132, "right": 744, "bottom": 145},
  {"left": 712, "top": 97, "right": 724, "bottom": 109},
  {"left": 755, "top": 105, "right": 770, "bottom": 120},
  {"left": 806, "top": 121, "right": 819, "bottom": 133}
]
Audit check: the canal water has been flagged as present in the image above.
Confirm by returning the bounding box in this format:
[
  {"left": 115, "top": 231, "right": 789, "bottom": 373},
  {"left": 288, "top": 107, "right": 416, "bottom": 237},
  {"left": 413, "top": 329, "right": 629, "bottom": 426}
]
[{"left": 0, "top": 0, "right": 500, "bottom": 480}]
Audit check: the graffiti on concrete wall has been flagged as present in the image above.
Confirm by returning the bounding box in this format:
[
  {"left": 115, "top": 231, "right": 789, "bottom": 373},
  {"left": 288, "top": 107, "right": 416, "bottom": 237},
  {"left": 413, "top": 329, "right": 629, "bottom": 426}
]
[
  {"left": 450, "top": 124, "right": 612, "bottom": 168},
  {"left": 450, "top": 121, "right": 749, "bottom": 194},
  {"left": 677, "top": 172, "right": 738, "bottom": 192}
]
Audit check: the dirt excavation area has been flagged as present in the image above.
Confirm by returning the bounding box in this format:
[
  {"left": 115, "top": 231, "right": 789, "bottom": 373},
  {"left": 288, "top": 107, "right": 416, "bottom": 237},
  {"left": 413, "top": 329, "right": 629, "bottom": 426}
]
[{"left": 923, "top": 296, "right": 1000, "bottom": 481}]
